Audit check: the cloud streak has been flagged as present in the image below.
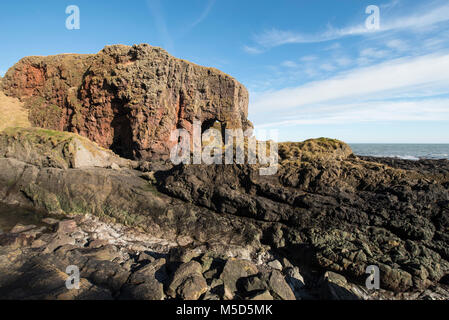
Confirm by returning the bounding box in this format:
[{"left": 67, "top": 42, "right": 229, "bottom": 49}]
[
  {"left": 256, "top": 98, "right": 449, "bottom": 127},
  {"left": 251, "top": 53, "right": 449, "bottom": 111},
  {"left": 250, "top": 52, "right": 449, "bottom": 126},
  {"left": 191, "top": 0, "right": 215, "bottom": 27},
  {"left": 247, "top": 1, "right": 449, "bottom": 51},
  {"left": 147, "top": 0, "right": 174, "bottom": 52},
  {"left": 243, "top": 45, "right": 264, "bottom": 54}
]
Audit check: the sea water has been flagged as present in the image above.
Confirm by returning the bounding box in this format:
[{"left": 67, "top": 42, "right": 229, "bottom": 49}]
[{"left": 349, "top": 144, "right": 449, "bottom": 160}]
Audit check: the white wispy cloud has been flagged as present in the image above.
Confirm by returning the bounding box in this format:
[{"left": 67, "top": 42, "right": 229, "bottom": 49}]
[
  {"left": 243, "top": 45, "right": 264, "bottom": 54},
  {"left": 250, "top": 52, "right": 449, "bottom": 125},
  {"left": 383, "top": 1, "right": 449, "bottom": 31},
  {"left": 381, "top": 0, "right": 401, "bottom": 10},
  {"left": 146, "top": 0, "right": 215, "bottom": 52},
  {"left": 281, "top": 60, "right": 298, "bottom": 68},
  {"left": 334, "top": 57, "right": 352, "bottom": 67},
  {"left": 256, "top": 98, "right": 449, "bottom": 127},
  {"left": 359, "top": 48, "right": 389, "bottom": 59},
  {"left": 385, "top": 39, "right": 409, "bottom": 52},
  {"left": 252, "top": 53, "right": 449, "bottom": 110},
  {"left": 319, "top": 63, "right": 335, "bottom": 72},
  {"left": 300, "top": 55, "right": 318, "bottom": 62},
  {"left": 147, "top": 0, "right": 174, "bottom": 52},
  {"left": 191, "top": 0, "right": 215, "bottom": 27},
  {"left": 247, "top": 1, "right": 449, "bottom": 51}
]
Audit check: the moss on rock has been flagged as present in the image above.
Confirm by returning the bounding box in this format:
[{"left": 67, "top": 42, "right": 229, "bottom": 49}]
[
  {"left": 278, "top": 138, "right": 353, "bottom": 163},
  {"left": 0, "top": 127, "right": 132, "bottom": 169}
]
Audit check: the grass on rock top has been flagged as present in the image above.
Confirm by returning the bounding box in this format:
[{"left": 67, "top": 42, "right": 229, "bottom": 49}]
[
  {"left": 0, "top": 91, "right": 31, "bottom": 132},
  {"left": 4, "top": 127, "right": 80, "bottom": 144},
  {"left": 1, "top": 127, "right": 111, "bottom": 159},
  {"left": 278, "top": 138, "right": 353, "bottom": 163}
]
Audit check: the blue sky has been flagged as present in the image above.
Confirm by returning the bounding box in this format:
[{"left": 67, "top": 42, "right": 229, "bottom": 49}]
[{"left": 1, "top": 0, "right": 448, "bottom": 143}]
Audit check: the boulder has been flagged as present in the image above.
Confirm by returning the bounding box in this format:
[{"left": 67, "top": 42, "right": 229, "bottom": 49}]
[
  {"left": 168, "top": 246, "right": 201, "bottom": 264},
  {"left": 284, "top": 267, "right": 306, "bottom": 298},
  {"left": 267, "top": 260, "right": 283, "bottom": 271},
  {"left": 248, "top": 290, "right": 273, "bottom": 300},
  {"left": 167, "top": 261, "right": 206, "bottom": 299},
  {"left": 129, "top": 258, "right": 167, "bottom": 285},
  {"left": 200, "top": 252, "right": 214, "bottom": 272},
  {"left": 0, "top": 127, "right": 133, "bottom": 169},
  {"left": 121, "top": 280, "right": 165, "bottom": 300},
  {"left": 137, "top": 252, "right": 155, "bottom": 263},
  {"left": 57, "top": 220, "right": 77, "bottom": 234},
  {"left": 241, "top": 275, "right": 267, "bottom": 294},
  {"left": 318, "top": 271, "right": 362, "bottom": 300},
  {"left": 10, "top": 224, "right": 37, "bottom": 234},
  {"left": 121, "top": 257, "right": 166, "bottom": 300},
  {"left": 220, "top": 258, "right": 258, "bottom": 299},
  {"left": 278, "top": 138, "right": 353, "bottom": 163},
  {"left": 267, "top": 270, "right": 296, "bottom": 300},
  {"left": 0, "top": 232, "right": 35, "bottom": 247},
  {"left": 42, "top": 218, "right": 60, "bottom": 225},
  {"left": 176, "top": 274, "right": 208, "bottom": 300},
  {"left": 43, "top": 234, "right": 76, "bottom": 253}
]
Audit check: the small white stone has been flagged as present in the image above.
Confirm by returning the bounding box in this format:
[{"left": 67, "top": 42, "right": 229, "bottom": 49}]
[
  {"left": 268, "top": 259, "right": 283, "bottom": 270},
  {"left": 110, "top": 163, "right": 120, "bottom": 170}
]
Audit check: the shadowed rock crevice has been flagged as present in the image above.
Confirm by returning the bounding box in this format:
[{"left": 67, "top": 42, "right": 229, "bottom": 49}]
[{"left": 110, "top": 100, "right": 134, "bottom": 159}]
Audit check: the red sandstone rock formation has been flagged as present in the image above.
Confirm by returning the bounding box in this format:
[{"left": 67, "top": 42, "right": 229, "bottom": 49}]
[{"left": 1, "top": 44, "right": 252, "bottom": 160}]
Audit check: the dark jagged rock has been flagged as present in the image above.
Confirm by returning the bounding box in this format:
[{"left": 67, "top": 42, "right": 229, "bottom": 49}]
[
  {"left": 156, "top": 140, "right": 449, "bottom": 293},
  {"left": 0, "top": 211, "right": 448, "bottom": 300}
]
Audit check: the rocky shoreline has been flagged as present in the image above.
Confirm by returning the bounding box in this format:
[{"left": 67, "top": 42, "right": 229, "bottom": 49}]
[
  {"left": 0, "top": 128, "right": 448, "bottom": 300},
  {"left": 0, "top": 44, "right": 448, "bottom": 300},
  {"left": 1, "top": 205, "right": 448, "bottom": 300}
]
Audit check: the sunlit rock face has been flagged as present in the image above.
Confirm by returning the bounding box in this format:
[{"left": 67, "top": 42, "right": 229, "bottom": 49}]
[{"left": 1, "top": 44, "right": 252, "bottom": 160}]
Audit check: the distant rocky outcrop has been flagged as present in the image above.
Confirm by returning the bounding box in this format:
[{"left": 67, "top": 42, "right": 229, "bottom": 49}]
[{"left": 1, "top": 44, "right": 251, "bottom": 160}]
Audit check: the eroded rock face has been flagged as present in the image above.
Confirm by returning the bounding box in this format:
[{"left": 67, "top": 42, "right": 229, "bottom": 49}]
[{"left": 1, "top": 44, "right": 251, "bottom": 160}]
